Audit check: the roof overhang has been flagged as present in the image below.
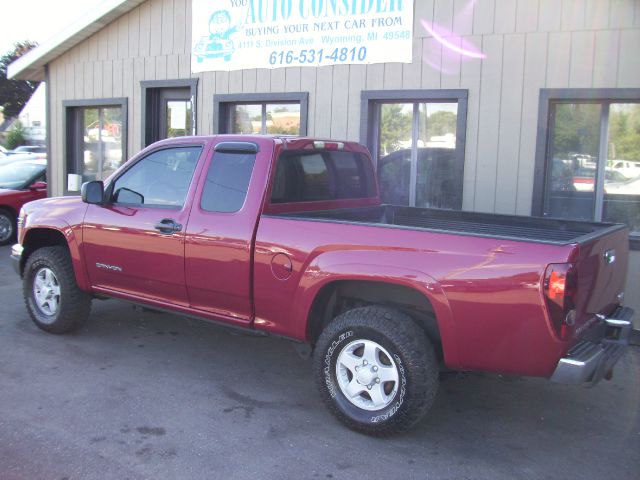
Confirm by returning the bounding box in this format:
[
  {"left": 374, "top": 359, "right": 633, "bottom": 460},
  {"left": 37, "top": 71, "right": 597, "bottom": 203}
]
[{"left": 7, "top": 0, "right": 147, "bottom": 82}]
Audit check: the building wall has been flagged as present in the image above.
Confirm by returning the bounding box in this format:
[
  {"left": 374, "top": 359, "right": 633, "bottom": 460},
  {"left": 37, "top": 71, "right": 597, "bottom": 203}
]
[{"left": 46, "top": 0, "right": 640, "bottom": 311}]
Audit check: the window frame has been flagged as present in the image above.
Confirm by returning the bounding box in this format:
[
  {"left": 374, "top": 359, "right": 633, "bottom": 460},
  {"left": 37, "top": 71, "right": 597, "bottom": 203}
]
[
  {"left": 62, "top": 98, "right": 128, "bottom": 196},
  {"left": 532, "top": 88, "right": 640, "bottom": 249},
  {"left": 214, "top": 92, "right": 309, "bottom": 135},
  {"left": 360, "top": 89, "right": 468, "bottom": 209},
  {"left": 141, "top": 79, "right": 198, "bottom": 148}
]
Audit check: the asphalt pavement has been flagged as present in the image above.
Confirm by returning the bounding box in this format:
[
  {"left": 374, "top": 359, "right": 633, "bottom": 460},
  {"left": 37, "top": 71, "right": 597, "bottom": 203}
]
[{"left": 0, "top": 245, "right": 638, "bottom": 479}]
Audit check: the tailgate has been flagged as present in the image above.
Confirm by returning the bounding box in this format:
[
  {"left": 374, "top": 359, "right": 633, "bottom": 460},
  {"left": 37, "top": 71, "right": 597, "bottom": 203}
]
[{"left": 569, "top": 226, "right": 629, "bottom": 344}]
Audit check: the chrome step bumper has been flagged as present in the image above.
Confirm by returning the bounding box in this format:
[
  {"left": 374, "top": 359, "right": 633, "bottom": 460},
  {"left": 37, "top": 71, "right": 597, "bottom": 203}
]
[{"left": 550, "top": 306, "right": 634, "bottom": 385}]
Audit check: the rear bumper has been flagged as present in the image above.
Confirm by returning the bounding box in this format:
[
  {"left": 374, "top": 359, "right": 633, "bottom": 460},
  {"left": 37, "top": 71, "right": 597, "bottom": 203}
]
[
  {"left": 550, "top": 306, "right": 634, "bottom": 385},
  {"left": 10, "top": 243, "right": 23, "bottom": 277}
]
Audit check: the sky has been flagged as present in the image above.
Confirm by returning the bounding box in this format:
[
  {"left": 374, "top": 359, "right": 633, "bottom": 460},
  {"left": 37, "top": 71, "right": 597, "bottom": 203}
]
[{"left": 0, "top": 0, "right": 104, "bottom": 54}]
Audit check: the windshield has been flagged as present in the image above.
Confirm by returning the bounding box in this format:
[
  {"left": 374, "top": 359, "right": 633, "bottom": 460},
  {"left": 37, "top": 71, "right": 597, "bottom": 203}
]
[{"left": 0, "top": 163, "right": 45, "bottom": 189}]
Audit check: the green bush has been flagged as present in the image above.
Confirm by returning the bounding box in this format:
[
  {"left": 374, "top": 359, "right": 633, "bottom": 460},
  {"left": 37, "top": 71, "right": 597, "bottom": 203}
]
[{"left": 5, "top": 120, "right": 25, "bottom": 150}]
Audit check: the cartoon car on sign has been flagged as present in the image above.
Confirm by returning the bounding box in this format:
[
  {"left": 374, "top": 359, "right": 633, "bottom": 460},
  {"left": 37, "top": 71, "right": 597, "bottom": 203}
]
[
  {"left": 194, "top": 10, "right": 237, "bottom": 62},
  {"left": 194, "top": 36, "right": 235, "bottom": 62}
]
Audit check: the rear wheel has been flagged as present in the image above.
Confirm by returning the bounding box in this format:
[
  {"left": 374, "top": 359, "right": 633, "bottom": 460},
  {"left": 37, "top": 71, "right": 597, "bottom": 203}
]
[
  {"left": 0, "top": 209, "right": 15, "bottom": 245},
  {"left": 313, "top": 306, "right": 439, "bottom": 436},
  {"left": 23, "top": 246, "right": 92, "bottom": 334}
]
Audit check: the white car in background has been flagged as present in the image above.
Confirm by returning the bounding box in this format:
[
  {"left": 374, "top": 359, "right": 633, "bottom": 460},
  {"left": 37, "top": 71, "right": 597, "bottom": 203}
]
[
  {"left": 609, "top": 159, "right": 640, "bottom": 180},
  {"left": 605, "top": 174, "right": 640, "bottom": 195},
  {"left": 572, "top": 168, "right": 629, "bottom": 192}
]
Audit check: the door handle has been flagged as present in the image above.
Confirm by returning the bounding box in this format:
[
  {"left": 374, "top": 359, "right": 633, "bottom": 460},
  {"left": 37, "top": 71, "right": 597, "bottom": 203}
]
[{"left": 154, "top": 218, "right": 182, "bottom": 234}]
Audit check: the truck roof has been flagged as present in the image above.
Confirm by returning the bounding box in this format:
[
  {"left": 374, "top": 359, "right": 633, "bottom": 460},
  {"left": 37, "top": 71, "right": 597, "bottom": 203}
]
[{"left": 145, "top": 134, "right": 370, "bottom": 153}]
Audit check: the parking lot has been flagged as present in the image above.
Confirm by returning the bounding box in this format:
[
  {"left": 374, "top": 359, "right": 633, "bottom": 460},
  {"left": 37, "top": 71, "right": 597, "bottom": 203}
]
[{"left": 0, "top": 244, "right": 638, "bottom": 480}]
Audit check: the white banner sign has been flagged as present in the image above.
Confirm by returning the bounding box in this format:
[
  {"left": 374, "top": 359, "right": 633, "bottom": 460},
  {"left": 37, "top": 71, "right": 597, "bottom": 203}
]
[{"left": 191, "top": 0, "right": 413, "bottom": 73}]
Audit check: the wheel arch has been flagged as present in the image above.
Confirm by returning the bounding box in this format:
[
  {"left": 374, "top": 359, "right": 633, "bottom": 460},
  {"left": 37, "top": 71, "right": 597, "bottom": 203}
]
[
  {"left": 20, "top": 226, "right": 90, "bottom": 291},
  {"left": 301, "top": 273, "right": 458, "bottom": 368},
  {"left": 0, "top": 205, "right": 17, "bottom": 217}
]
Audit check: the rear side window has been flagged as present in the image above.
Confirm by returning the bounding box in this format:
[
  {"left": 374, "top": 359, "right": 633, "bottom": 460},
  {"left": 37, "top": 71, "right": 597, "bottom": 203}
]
[
  {"left": 200, "top": 151, "right": 256, "bottom": 213},
  {"left": 271, "top": 151, "right": 374, "bottom": 203}
]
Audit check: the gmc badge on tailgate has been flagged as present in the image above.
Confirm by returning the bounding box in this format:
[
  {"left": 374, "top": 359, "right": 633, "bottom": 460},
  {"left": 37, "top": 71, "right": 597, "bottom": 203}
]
[{"left": 604, "top": 249, "right": 616, "bottom": 265}]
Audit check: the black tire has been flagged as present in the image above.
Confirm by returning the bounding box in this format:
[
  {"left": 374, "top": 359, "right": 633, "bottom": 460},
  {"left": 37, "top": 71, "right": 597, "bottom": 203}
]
[
  {"left": 0, "top": 209, "right": 15, "bottom": 246},
  {"left": 23, "top": 246, "right": 92, "bottom": 334},
  {"left": 314, "top": 306, "right": 439, "bottom": 436}
]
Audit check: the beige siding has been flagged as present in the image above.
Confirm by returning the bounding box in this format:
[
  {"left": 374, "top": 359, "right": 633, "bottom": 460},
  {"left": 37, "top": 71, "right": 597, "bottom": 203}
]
[
  {"left": 460, "top": 35, "right": 482, "bottom": 211},
  {"left": 331, "top": 65, "right": 350, "bottom": 139},
  {"left": 516, "top": 32, "right": 547, "bottom": 216},
  {"left": 474, "top": 34, "right": 504, "bottom": 213},
  {"left": 495, "top": 34, "right": 525, "bottom": 215}
]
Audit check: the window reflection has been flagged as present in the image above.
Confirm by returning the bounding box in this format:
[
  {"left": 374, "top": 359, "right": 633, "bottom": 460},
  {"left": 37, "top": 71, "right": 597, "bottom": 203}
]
[
  {"left": 229, "top": 103, "right": 301, "bottom": 135},
  {"left": 377, "top": 103, "right": 412, "bottom": 206},
  {"left": 545, "top": 103, "right": 601, "bottom": 220},
  {"left": 82, "top": 106, "right": 123, "bottom": 181},
  {"left": 266, "top": 103, "right": 301, "bottom": 135},
  {"left": 544, "top": 101, "right": 640, "bottom": 233},
  {"left": 166, "top": 100, "right": 192, "bottom": 138},
  {"left": 377, "top": 101, "right": 462, "bottom": 209},
  {"left": 603, "top": 103, "right": 640, "bottom": 232},
  {"left": 231, "top": 104, "right": 262, "bottom": 133}
]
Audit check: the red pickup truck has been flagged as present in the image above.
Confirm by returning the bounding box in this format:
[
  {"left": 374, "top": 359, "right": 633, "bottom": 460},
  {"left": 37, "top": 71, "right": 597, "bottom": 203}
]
[{"left": 10, "top": 136, "right": 635, "bottom": 435}]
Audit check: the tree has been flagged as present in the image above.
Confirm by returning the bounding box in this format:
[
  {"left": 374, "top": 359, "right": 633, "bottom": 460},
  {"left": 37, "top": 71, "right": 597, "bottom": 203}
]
[
  {"left": 551, "top": 103, "right": 600, "bottom": 158},
  {"left": 608, "top": 104, "right": 640, "bottom": 161},
  {"left": 424, "top": 110, "right": 456, "bottom": 137},
  {"left": 5, "top": 120, "right": 26, "bottom": 149},
  {"left": 0, "top": 41, "right": 39, "bottom": 119},
  {"left": 379, "top": 104, "right": 412, "bottom": 155}
]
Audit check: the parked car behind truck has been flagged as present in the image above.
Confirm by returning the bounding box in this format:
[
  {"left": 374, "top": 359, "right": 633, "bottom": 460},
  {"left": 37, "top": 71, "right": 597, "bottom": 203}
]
[
  {"left": 0, "top": 159, "right": 47, "bottom": 245},
  {"left": 10, "top": 135, "right": 635, "bottom": 435}
]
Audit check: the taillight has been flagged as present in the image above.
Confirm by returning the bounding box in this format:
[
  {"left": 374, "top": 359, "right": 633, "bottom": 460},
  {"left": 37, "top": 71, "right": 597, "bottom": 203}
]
[
  {"left": 543, "top": 263, "right": 577, "bottom": 340},
  {"left": 313, "top": 141, "right": 344, "bottom": 150}
]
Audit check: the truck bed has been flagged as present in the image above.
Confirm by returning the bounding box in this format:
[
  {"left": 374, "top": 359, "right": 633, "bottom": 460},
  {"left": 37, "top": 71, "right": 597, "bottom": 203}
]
[{"left": 275, "top": 205, "right": 626, "bottom": 245}]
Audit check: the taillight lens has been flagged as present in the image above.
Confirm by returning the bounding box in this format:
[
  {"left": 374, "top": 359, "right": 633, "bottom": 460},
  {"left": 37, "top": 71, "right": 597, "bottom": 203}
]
[
  {"left": 313, "top": 141, "right": 344, "bottom": 150},
  {"left": 543, "top": 263, "right": 577, "bottom": 340}
]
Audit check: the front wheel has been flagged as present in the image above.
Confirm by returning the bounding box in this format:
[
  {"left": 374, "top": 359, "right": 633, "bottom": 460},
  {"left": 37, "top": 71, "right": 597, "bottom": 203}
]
[
  {"left": 313, "top": 306, "right": 439, "bottom": 436},
  {"left": 23, "top": 246, "right": 92, "bottom": 334}
]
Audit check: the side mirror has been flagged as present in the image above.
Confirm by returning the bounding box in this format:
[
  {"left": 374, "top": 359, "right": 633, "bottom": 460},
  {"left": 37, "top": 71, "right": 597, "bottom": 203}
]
[
  {"left": 81, "top": 181, "right": 104, "bottom": 204},
  {"left": 29, "top": 181, "right": 47, "bottom": 191}
]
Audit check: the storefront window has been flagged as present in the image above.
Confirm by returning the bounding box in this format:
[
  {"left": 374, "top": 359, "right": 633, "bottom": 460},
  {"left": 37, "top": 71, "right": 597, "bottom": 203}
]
[
  {"left": 374, "top": 97, "right": 464, "bottom": 209},
  {"left": 542, "top": 98, "right": 640, "bottom": 236},
  {"left": 215, "top": 93, "right": 308, "bottom": 136},
  {"left": 65, "top": 99, "right": 127, "bottom": 190},
  {"left": 229, "top": 103, "right": 301, "bottom": 135},
  {"left": 78, "top": 106, "right": 124, "bottom": 181}
]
